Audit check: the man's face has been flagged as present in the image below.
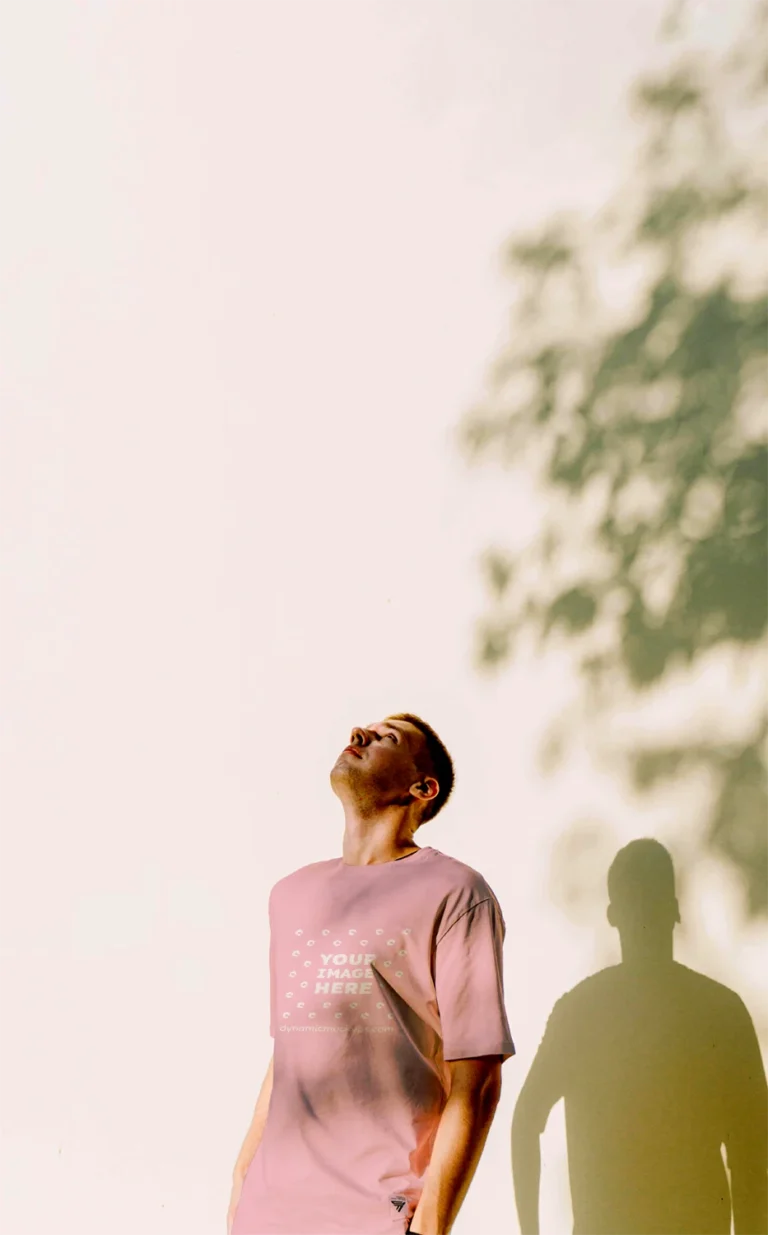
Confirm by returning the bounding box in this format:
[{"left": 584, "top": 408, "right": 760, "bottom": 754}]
[{"left": 331, "top": 717, "right": 432, "bottom": 808}]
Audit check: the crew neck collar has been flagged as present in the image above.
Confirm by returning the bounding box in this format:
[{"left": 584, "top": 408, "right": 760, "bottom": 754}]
[{"left": 339, "top": 845, "right": 434, "bottom": 870}]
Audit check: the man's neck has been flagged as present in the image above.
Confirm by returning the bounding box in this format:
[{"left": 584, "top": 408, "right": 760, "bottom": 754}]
[{"left": 341, "top": 840, "right": 421, "bottom": 866}]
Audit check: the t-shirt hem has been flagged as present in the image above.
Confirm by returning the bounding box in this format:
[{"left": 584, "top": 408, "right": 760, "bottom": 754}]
[{"left": 443, "top": 1041, "right": 516, "bottom": 1061}]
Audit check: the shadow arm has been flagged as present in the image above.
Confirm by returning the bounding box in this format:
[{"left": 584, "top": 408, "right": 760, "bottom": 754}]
[
  {"left": 725, "top": 1001, "right": 768, "bottom": 1235},
  {"left": 511, "top": 1041, "right": 564, "bottom": 1235}
]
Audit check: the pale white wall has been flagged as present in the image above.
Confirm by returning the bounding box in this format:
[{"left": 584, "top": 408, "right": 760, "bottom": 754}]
[{"left": 1, "top": 3, "right": 763, "bottom": 1233}]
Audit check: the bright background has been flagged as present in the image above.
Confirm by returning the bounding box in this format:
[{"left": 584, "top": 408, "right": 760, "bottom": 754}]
[{"left": 1, "top": 2, "right": 764, "bottom": 1233}]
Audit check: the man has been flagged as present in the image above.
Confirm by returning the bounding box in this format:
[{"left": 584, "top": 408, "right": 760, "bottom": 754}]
[
  {"left": 228, "top": 712, "right": 515, "bottom": 1235},
  {"left": 512, "top": 838, "right": 768, "bottom": 1235}
]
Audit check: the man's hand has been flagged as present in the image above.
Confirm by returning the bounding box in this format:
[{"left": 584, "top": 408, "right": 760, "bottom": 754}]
[{"left": 226, "top": 1172, "right": 244, "bottom": 1235}]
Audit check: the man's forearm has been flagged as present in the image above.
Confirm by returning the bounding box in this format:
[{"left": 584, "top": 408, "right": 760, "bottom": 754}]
[
  {"left": 511, "top": 1117, "right": 542, "bottom": 1235},
  {"left": 409, "top": 1088, "right": 500, "bottom": 1235},
  {"left": 232, "top": 1057, "right": 274, "bottom": 1181},
  {"left": 232, "top": 1110, "right": 268, "bottom": 1183}
]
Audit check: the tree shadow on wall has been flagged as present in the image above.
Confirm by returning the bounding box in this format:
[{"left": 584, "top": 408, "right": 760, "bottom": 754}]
[{"left": 457, "top": 0, "right": 768, "bottom": 918}]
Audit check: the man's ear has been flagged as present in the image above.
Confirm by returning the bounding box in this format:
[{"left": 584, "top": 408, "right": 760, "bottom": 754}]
[{"left": 411, "top": 778, "right": 437, "bottom": 801}]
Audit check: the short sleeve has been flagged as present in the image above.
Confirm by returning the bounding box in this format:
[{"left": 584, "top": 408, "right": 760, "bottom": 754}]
[{"left": 434, "top": 897, "right": 516, "bottom": 1063}]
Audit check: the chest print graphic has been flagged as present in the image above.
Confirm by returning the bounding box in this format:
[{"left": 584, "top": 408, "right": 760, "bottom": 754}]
[{"left": 280, "top": 925, "right": 413, "bottom": 1028}]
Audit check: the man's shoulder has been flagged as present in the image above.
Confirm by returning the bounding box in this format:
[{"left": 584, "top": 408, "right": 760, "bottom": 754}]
[
  {"left": 425, "top": 849, "right": 508, "bottom": 937},
  {"left": 432, "top": 848, "right": 504, "bottom": 905},
  {"left": 269, "top": 856, "right": 338, "bottom": 897}
]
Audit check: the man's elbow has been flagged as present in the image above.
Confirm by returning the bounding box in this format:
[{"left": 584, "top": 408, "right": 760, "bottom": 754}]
[
  {"left": 483, "top": 1070, "right": 503, "bottom": 1110},
  {"left": 447, "top": 1056, "right": 503, "bottom": 1111}
]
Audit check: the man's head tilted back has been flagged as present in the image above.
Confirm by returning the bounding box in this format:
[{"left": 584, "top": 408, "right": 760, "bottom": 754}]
[{"left": 330, "top": 712, "right": 455, "bottom": 826}]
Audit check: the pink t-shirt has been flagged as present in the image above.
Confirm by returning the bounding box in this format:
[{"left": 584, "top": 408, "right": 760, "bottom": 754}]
[{"left": 232, "top": 845, "right": 515, "bottom": 1235}]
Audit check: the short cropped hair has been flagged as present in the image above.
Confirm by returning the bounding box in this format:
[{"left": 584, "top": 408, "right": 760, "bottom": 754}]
[{"left": 386, "top": 712, "right": 455, "bottom": 824}]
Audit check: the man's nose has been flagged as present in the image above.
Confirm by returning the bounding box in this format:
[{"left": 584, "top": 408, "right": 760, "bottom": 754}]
[{"left": 351, "top": 727, "right": 371, "bottom": 746}]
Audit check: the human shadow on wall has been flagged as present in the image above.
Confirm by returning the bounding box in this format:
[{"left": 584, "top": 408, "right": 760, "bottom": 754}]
[{"left": 511, "top": 838, "right": 768, "bottom": 1235}]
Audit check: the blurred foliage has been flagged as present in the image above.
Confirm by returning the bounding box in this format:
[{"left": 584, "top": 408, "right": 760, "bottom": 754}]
[{"left": 458, "top": 0, "right": 768, "bottom": 916}]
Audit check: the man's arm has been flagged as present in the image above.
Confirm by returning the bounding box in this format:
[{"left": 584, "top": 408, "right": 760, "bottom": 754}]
[
  {"left": 408, "top": 1057, "right": 503, "bottom": 1235},
  {"left": 232, "top": 1052, "right": 274, "bottom": 1183}
]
